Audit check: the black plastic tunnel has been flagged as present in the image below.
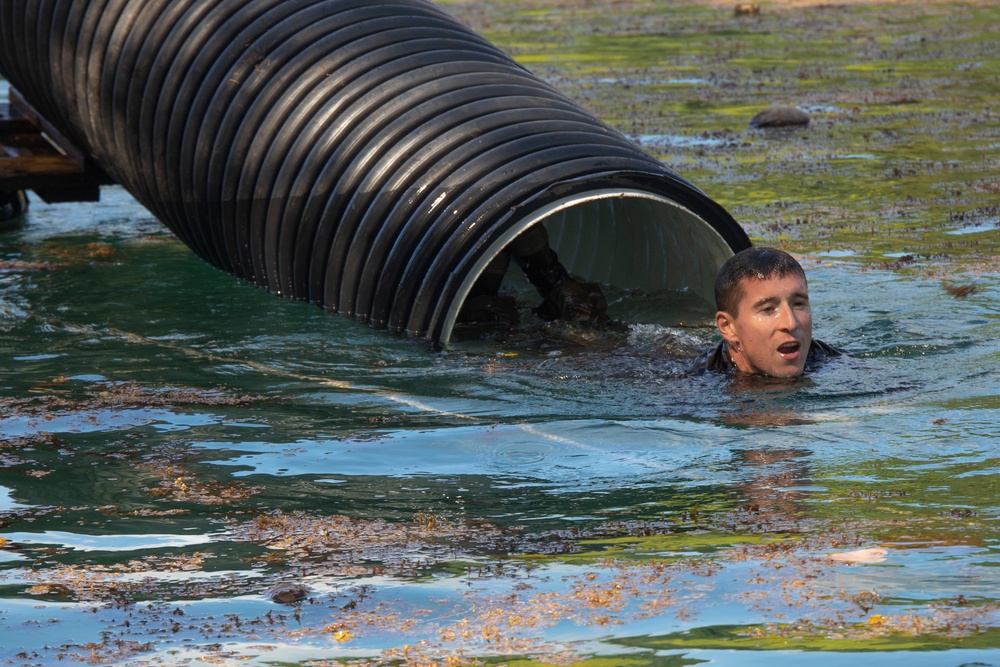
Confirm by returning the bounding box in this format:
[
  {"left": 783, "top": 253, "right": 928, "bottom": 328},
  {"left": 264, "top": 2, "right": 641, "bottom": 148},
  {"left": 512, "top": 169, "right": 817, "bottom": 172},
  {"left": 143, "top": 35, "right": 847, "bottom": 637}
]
[{"left": 0, "top": 0, "right": 750, "bottom": 344}]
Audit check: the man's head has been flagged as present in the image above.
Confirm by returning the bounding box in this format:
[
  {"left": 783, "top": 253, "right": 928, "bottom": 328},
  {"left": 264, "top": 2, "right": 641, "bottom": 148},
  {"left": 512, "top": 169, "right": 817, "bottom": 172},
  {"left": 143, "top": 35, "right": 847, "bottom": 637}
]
[{"left": 714, "top": 247, "right": 813, "bottom": 377}]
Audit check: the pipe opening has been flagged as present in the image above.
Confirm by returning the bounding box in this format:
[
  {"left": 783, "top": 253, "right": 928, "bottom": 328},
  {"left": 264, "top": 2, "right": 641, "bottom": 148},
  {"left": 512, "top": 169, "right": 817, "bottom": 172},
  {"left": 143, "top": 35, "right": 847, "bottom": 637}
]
[{"left": 441, "top": 188, "right": 734, "bottom": 345}]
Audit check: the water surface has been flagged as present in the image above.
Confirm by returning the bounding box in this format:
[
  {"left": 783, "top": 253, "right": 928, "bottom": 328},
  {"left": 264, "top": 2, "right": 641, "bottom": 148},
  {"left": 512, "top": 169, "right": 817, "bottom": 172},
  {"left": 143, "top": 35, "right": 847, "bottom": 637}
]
[
  {"left": 2, "top": 185, "right": 999, "bottom": 666},
  {"left": 3, "top": 0, "right": 1000, "bottom": 664}
]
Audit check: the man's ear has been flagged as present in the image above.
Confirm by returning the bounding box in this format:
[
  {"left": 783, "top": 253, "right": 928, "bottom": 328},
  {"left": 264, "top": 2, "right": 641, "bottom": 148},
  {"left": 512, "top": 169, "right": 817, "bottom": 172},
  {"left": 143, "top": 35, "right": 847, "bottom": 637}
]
[{"left": 716, "top": 310, "right": 739, "bottom": 343}]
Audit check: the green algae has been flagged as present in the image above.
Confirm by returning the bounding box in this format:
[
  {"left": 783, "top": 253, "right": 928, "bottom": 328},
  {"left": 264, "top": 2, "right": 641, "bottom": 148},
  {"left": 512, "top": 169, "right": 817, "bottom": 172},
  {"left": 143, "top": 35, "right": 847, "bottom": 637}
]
[
  {"left": 615, "top": 623, "right": 1000, "bottom": 654},
  {"left": 443, "top": 0, "right": 1000, "bottom": 269},
  {"left": 520, "top": 531, "right": 800, "bottom": 565}
]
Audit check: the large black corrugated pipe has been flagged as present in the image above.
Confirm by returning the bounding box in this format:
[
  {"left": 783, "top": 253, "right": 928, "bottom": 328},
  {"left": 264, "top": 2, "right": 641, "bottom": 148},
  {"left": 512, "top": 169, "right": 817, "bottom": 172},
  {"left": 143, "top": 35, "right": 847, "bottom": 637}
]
[{"left": 0, "top": 0, "right": 750, "bottom": 344}]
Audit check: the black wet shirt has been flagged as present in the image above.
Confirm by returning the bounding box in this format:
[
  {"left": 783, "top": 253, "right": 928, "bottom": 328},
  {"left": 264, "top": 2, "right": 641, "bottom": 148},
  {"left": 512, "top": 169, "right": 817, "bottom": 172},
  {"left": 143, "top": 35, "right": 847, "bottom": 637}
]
[{"left": 688, "top": 339, "right": 845, "bottom": 375}]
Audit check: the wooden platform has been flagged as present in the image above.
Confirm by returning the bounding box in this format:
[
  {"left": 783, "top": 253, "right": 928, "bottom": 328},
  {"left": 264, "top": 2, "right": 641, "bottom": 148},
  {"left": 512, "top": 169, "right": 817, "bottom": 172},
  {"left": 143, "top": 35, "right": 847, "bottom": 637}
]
[{"left": 0, "top": 87, "right": 114, "bottom": 203}]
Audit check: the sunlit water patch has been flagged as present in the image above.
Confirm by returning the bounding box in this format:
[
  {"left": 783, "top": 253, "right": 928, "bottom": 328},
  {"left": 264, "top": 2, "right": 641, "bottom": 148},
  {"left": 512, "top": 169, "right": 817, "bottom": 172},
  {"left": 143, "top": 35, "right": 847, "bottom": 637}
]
[
  {"left": 596, "top": 76, "right": 708, "bottom": 86},
  {"left": 632, "top": 132, "right": 731, "bottom": 150},
  {"left": 947, "top": 219, "right": 999, "bottom": 235}
]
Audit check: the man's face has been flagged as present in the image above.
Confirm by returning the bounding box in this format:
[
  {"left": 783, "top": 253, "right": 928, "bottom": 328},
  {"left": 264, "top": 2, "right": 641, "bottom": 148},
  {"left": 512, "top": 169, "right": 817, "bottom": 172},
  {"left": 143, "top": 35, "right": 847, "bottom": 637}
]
[{"left": 716, "top": 273, "right": 813, "bottom": 377}]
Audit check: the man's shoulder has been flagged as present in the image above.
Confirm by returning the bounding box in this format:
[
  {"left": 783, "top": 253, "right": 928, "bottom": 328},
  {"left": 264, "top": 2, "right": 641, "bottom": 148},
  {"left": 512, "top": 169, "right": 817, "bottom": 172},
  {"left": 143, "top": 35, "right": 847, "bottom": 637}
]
[
  {"left": 808, "top": 339, "right": 847, "bottom": 359},
  {"left": 688, "top": 341, "right": 734, "bottom": 374}
]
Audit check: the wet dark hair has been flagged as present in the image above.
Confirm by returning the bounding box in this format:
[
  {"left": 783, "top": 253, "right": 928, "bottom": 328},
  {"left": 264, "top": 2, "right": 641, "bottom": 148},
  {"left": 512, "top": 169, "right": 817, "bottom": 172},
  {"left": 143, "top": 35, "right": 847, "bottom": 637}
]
[{"left": 715, "top": 246, "right": 806, "bottom": 315}]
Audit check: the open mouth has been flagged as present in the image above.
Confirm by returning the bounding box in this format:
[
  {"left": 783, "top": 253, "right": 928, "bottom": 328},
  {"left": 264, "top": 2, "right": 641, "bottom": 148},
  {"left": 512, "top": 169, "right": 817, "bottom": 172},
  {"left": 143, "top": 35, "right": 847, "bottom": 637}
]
[{"left": 777, "top": 342, "right": 801, "bottom": 355}]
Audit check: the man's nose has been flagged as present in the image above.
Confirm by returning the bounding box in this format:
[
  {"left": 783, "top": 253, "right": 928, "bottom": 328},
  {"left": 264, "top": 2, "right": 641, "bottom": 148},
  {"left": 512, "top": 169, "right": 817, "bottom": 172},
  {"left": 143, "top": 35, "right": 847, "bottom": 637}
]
[{"left": 779, "top": 304, "right": 801, "bottom": 331}]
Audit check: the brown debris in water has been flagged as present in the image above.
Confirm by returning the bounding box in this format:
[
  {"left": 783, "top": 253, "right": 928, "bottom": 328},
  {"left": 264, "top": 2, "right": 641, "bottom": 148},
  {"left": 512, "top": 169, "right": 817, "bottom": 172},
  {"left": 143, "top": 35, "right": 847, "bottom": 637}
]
[
  {"left": 0, "top": 505, "right": 992, "bottom": 665},
  {"left": 65, "top": 639, "right": 155, "bottom": 666},
  {"left": 0, "top": 378, "right": 275, "bottom": 422},
  {"left": 147, "top": 474, "right": 264, "bottom": 505},
  {"left": 0, "top": 432, "right": 62, "bottom": 471},
  {"left": 97, "top": 506, "right": 190, "bottom": 518},
  {"left": 942, "top": 282, "right": 977, "bottom": 298},
  {"left": 0, "top": 259, "right": 57, "bottom": 272},
  {"left": 84, "top": 380, "right": 276, "bottom": 408},
  {"left": 21, "top": 553, "right": 215, "bottom": 605},
  {"left": 133, "top": 444, "right": 265, "bottom": 507},
  {"left": 39, "top": 241, "right": 117, "bottom": 263},
  {"left": 225, "top": 511, "right": 513, "bottom": 573}
]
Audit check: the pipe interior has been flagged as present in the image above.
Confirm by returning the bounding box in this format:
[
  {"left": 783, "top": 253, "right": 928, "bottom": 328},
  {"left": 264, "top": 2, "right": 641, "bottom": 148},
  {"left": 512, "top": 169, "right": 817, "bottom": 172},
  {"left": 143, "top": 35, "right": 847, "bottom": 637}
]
[{"left": 442, "top": 189, "right": 733, "bottom": 344}]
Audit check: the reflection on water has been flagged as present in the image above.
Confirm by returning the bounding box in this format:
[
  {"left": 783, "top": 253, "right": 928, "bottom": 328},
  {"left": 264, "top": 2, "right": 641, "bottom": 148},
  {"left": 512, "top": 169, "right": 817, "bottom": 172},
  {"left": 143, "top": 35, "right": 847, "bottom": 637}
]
[{"left": 2, "top": 189, "right": 1000, "bottom": 665}]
